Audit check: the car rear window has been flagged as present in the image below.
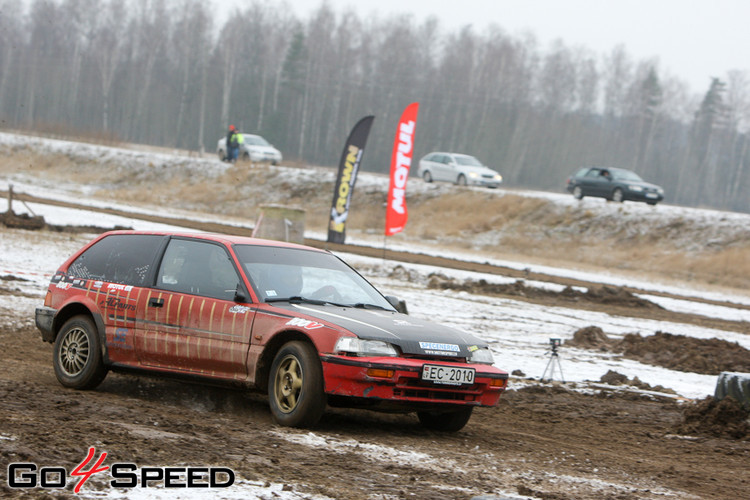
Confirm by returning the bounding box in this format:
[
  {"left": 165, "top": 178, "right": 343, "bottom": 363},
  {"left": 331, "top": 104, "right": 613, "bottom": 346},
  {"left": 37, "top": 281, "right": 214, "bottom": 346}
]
[{"left": 68, "top": 234, "right": 163, "bottom": 286}]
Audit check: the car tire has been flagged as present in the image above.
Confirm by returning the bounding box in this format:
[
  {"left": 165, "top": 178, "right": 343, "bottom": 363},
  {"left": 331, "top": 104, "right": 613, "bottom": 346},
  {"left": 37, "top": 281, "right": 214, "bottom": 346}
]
[
  {"left": 612, "top": 188, "right": 624, "bottom": 203},
  {"left": 218, "top": 149, "right": 225, "bottom": 161},
  {"left": 647, "top": 201, "right": 658, "bottom": 206},
  {"left": 53, "top": 315, "right": 107, "bottom": 390},
  {"left": 573, "top": 186, "right": 583, "bottom": 200},
  {"left": 268, "top": 341, "right": 326, "bottom": 428},
  {"left": 423, "top": 171, "right": 433, "bottom": 183},
  {"left": 417, "top": 407, "right": 473, "bottom": 432},
  {"left": 457, "top": 174, "right": 467, "bottom": 186}
]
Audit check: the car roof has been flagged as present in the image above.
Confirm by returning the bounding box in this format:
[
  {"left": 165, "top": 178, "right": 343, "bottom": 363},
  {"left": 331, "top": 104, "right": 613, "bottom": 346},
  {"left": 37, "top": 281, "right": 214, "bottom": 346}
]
[{"left": 98, "top": 230, "right": 325, "bottom": 252}]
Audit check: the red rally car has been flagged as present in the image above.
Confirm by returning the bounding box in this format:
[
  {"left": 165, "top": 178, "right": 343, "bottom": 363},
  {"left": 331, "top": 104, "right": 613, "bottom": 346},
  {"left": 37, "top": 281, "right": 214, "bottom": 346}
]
[{"left": 35, "top": 231, "right": 508, "bottom": 431}]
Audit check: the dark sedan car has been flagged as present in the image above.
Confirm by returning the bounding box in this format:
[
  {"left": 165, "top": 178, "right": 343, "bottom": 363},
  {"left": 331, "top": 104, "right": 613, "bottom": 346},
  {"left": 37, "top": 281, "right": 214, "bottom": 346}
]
[{"left": 566, "top": 167, "right": 664, "bottom": 205}]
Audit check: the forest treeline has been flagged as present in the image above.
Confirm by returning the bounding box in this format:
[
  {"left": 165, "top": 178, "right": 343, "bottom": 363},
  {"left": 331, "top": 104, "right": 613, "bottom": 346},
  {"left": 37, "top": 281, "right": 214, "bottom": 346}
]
[{"left": 1, "top": 0, "right": 749, "bottom": 212}]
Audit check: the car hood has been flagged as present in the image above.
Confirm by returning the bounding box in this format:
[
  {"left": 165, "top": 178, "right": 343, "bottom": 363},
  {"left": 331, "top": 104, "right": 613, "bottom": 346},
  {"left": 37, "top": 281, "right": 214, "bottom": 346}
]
[
  {"left": 619, "top": 179, "right": 662, "bottom": 190},
  {"left": 281, "top": 303, "right": 488, "bottom": 358}
]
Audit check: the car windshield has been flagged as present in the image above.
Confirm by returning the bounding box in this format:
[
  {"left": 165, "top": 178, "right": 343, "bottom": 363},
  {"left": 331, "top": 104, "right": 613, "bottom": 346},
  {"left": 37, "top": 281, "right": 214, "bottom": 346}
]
[
  {"left": 234, "top": 245, "right": 395, "bottom": 309},
  {"left": 244, "top": 136, "right": 270, "bottom": 146},
  {"left": 611, "top": 169, "right": 643, "bottom": 182},
  {"left": 454, "top": 155, "right": 482, "bottom": 167}
]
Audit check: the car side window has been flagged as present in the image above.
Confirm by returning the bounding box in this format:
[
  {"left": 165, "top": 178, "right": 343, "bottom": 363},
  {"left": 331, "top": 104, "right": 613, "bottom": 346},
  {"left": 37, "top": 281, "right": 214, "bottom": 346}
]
[
  {"left": 584, "top": 169, "right": 601, "bottom": 178},
  {"left": 68, "top": 234, "right": 163, "bottom": 286},
  {"left": 157, "top": 239, "right": 241, "bottom": 301}
]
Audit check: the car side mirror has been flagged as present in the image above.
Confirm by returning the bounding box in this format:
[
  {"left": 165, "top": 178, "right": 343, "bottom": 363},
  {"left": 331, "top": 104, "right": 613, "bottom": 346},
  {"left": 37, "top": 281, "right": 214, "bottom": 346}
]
[
  {"left": 385, "top": 295, "right": 408, "bottom": 315},
  {"left": 234, "top": 285, "right": 247, "bottom": 303}
]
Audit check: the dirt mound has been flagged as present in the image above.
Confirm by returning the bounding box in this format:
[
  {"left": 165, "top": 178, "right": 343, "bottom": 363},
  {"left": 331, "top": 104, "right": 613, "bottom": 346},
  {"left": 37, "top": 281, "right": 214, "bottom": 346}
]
[
  {"left": 582, "top": 285, "right": 663, "bottom": 308},
  {"left": 0, "top": 210, "right": 44, "bottom": 229},
  {"left": 616, "top": 331, "right": 750, "bottom": 375},
  {"left": 598, "top": 369, "right": 676, "bottom": 394},
  {"left": 676, "top": 396, "right": 750, "bottom": 440},
  {"left": 427, "top": 277, "right": 661, "bottom": 309},
  {"left": 568, "top": 327, "right": 750, "bottom": 375},
  {"left": 566, "top": 325, "right": 613, "bottom": 349}
]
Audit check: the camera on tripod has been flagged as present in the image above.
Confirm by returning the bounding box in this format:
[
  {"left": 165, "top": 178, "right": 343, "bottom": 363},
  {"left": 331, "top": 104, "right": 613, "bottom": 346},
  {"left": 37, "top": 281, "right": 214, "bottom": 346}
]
[{"left": 541, "top": 338, "right": 564, "bottom": 382}]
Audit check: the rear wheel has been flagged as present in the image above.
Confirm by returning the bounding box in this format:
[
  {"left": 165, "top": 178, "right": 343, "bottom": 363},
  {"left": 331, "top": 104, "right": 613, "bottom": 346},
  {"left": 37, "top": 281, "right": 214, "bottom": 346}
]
[
  {"left": 423, "top": 170, "right": 433, "bottom": 183},
  {"left": 612, "top": 188, "right": 624, "bottom": 203},
  {"left": 417, "top": 407, "right": 473, "bottom": 432},
  {"left": 457, "top": 174, "right": 467, "bottom": 186},
  {"left": 268, "top": 341, "right": 326, "bottom": 428},
  {"left": 573, "top": 186, "right": 583, "bottom": 200},
  {"left": 53, "top": 315, "right": 107, "bottom": 390}
]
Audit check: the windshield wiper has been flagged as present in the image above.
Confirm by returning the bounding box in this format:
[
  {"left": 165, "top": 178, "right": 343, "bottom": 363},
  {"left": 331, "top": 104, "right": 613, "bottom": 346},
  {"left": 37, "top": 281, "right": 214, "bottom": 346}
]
[
  {"left": 350, "top": 303, "right": 392, "bottom": 311},
  {"left": 265, "top": 296, "right": 327, "bottom": 305}
]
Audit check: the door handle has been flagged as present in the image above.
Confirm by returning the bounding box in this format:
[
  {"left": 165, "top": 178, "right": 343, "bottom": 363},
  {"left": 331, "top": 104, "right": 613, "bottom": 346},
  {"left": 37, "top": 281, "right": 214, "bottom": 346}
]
[{"left": 149, "top": 297, "right": 164, "bottom": 308}]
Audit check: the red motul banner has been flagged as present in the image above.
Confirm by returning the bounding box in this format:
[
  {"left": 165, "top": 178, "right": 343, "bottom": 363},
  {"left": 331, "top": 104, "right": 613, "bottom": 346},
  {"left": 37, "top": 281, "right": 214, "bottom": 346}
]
[{"left": 385, "top": 102, "right": 419, "bottom": 236}]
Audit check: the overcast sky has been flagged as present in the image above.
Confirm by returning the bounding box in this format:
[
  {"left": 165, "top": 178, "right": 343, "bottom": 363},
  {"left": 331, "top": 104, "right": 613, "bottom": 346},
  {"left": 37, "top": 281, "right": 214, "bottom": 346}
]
[{"left": 225, "top": 0, "right": 749, "bottom": 95}]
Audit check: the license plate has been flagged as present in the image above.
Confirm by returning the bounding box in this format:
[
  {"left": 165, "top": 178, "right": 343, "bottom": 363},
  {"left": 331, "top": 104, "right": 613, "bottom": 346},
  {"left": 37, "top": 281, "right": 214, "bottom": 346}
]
[
  {"left": 646, "top": 193, "right": 658, "bottom": 198},
  {"left": 421, "top": 365, "right": 475, "bottom": 386}
]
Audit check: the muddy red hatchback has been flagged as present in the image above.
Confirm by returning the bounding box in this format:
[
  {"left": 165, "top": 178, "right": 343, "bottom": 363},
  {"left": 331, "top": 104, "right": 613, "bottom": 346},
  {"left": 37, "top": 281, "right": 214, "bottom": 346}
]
[{"left": 35, "top": 231, "right": 508, "bottom": 431}]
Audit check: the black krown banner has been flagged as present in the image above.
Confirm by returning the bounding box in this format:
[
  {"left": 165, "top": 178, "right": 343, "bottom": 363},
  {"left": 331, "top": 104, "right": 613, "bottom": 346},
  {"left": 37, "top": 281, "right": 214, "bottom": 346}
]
[{"left": 327, "top": 115, "right": 375, "bottom": 243}]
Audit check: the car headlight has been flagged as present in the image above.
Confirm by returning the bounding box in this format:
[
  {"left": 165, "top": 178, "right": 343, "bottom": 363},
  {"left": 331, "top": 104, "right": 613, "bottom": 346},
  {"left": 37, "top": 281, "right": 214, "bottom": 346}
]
[
  {"left": 628, "top": 185, "right": 644, "bottom": 192},
  {"left": 657, "top": 188, "right": 664, "bottom": 194},
  {"left": 468, "top": 172, "right": 479, "bottom": 178},
  {"left": 469, "top": 347, "right": 494, "bottom": 365},
  {"left": 494, "top": 174, "right": 503, "bottom": 181},
  {"left": 335, "top": 337, "right": 398, "bottom": 357}
]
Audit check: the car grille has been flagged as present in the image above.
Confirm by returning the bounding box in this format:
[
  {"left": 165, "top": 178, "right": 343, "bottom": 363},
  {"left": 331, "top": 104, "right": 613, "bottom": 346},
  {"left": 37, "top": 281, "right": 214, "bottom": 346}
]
[{"left": 393, "top": 377, "right": 482, "bottom": 402}]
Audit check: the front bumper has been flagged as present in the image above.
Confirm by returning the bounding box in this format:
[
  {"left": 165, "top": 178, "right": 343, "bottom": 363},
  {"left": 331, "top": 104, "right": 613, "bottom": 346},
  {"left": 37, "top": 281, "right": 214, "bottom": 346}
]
[
  {"left": 321, "top": 355, "right": 508, "bottom": 408},
  {"left": 35, "top": 306, "right": 56, "bottom": 342},
  {"left": 470, "top": 178, "right": 502, "bottom": 188},
  {"left": 627, "top": 190, "right": 664, "bottom": 203}
]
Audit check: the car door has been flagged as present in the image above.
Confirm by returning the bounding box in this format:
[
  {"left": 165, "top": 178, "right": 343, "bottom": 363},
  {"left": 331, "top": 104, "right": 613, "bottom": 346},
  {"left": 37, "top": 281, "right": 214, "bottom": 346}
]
[
  {"left": 433, "top": 154, "right": 451, "bottom": 181},
  {"left": 135, "top": 237, "right": 255, "bottom": 381},
  {"left": 66, "top": 233, "right": 165, "bottom": 366},
  {"left": 421, "top": 153, "right": 440, "bottom": 180},
  {"left": 579, "top": 168, "right": 607, "bottom": 197}
]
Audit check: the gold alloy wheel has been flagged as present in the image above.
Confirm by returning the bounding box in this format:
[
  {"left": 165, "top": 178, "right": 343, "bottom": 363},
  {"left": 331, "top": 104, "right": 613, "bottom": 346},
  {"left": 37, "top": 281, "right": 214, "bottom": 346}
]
[
  {"left": 58, "top": 326, "right": 90, "bottom": 377},
  {"left": 274, "top": 354, "right": 303, "bottom": 413}
]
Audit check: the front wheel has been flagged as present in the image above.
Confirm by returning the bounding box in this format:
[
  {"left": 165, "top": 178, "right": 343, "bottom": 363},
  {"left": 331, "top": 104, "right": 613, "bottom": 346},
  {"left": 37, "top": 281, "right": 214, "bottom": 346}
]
[
  {"left": 456, "top": 174, "right": 467, "bottom": 186},
  {"left": 417, "top": 406, "right": 473, "bottom": 432},
  {"left": 53, "top": 315, "right": 107, "bottom": 389},
  {"left": 217, "top": 149, "right": 226, "bottom": 161},
  {"left": 612, "top": 188, "right": 624, "bottom": 203},
  {"left": 268, "top": 341, "right": 326, "bottom": 428}
]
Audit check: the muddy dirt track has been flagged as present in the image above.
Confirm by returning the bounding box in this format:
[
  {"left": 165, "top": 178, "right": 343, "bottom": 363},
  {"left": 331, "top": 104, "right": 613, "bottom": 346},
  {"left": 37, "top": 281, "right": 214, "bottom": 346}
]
[
  {"left": 1, "top": 229, "right": 749, "bottom": 499},
  {"left": 1, "top": 321, "right": 749, "bottom": 500}
]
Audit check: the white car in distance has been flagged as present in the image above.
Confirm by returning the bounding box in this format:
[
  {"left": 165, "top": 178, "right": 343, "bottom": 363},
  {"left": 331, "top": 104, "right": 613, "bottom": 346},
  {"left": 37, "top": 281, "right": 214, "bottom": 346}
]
[
  {"left": 417, "top": 152, "right": 502, "bottom": 188},
  {"left": 217, "top": 133, "right": 282, "bottom": 164}
]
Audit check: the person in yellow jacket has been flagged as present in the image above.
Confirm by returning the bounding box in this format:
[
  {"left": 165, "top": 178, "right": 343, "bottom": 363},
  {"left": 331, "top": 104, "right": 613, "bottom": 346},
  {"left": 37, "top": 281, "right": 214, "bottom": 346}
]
[{"left": 226, "top": 125, "right": 244, "bottom": 162}]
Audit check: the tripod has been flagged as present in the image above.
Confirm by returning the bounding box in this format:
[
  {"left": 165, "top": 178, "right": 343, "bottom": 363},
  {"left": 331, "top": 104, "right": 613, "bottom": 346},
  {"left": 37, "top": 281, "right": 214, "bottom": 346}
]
[{"left": 541, "top": 342, "right": 565, "bottom": 382}]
